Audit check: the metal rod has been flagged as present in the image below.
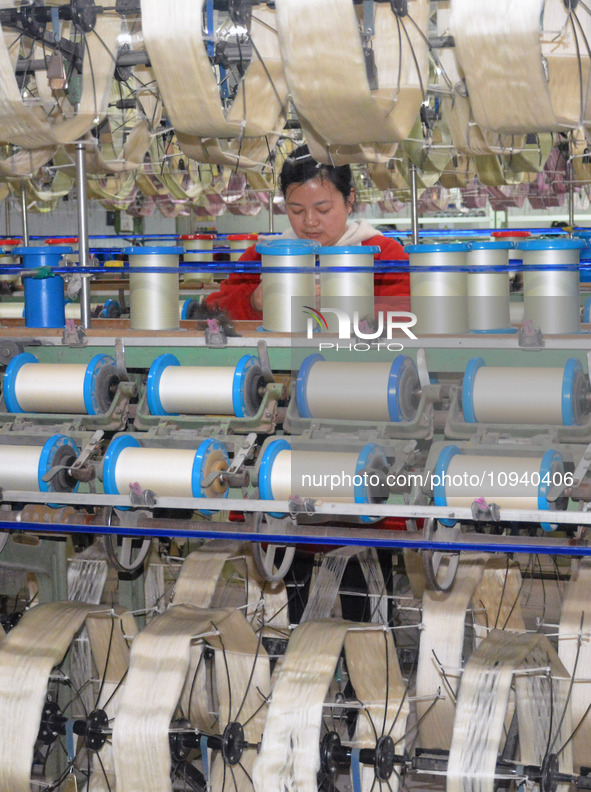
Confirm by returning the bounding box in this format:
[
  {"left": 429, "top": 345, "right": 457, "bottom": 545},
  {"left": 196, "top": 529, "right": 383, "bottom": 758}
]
[
  {"left": 568, "top": 160, "right": 575, "bottom": 229},
  {"left": 4, "top": 197, "right": 10, "bottom": 237},
  {"left": 75, "top": 140, "right": 91, "bottom": 329},
  {"left": 410, "top": 164, "right": 419, "bottom": 244},
  {"left": 20, "top": 181, "right": 28, "bottom": 245},
  {"left": 268, "top": 189, "right": 274, "bottom": 234}
]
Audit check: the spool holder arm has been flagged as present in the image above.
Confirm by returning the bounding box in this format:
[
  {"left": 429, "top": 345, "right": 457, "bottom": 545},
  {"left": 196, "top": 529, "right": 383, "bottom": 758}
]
[{"left": 201, "top": 432, "right": 257, "bottom": 490}]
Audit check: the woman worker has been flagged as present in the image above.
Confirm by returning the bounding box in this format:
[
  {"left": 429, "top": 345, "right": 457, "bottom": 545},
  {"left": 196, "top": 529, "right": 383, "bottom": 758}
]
[{"left": 206, "top": 144, "right": 409, "bottom": 320}]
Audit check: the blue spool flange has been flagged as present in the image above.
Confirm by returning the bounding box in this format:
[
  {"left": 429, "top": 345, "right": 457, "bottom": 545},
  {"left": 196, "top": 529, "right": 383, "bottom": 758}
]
[
  {"left": 3, "top": 352, "right": 37, "bottom": 412},
  {"left": 433, "top": 445, "right": 462, "bottom": 527},
  {"left": 146, "top": 354, "right": 180, "bottom": 416},
  {"left": 258, "top": 438, "right": 291, "bottom": 519},
  {"left": 462, "top": 357, "right": 485, "bottom": 424},
  {"left": 355, "top": 444, "right": 389, "bottom": 524},
  {"left": 83, "top": 354, "right": 118, "bottom": 415},
  {"left": 38, "top": 434, "right": 79, "bottom": 493}
]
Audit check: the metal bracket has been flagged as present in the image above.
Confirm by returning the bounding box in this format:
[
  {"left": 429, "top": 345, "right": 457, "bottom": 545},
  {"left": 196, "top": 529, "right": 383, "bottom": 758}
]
[
  {"left": 517, "top": 320, "right": 545, "bottom": 349},
  {"left": 256, "top": 339, "right": 274, "bottom": 383},
  {"left": 363, "top": 0, "right": 375, "bottom": 35},
  {"left": 0, "top": 340, "right": 23, "bottom": 366},
  {"left": 471, "top": 498, "right": 501, "bottom": 522},
  {"left": 66, "top": 272, "right": 82, "bottom": 300},
  {"left": 71, "top": 430, "right": 103, "bottom": 472},
  {"left": 390, "top": 0, "right": 408, "bottom": 16},
  {"left": 204, "top": 318, "right": 227, "bottom": 348},
  {"left": 129, "top": 482, "right": 157, "bottom": 508},
  {"left": 61, "top": 319, "right": 87, "bottom": 347},
  {"left": 114, "top": 337, "right": 129, "bottom": 381},
  {"left": 227, "top": 432, "right": 257, "bottom": 475},
  {"left": 572, "top": 443, "right": 591, "bottom": 487},
  {"left": 288, "top": 496, "right": 316, "bottom": 516}
]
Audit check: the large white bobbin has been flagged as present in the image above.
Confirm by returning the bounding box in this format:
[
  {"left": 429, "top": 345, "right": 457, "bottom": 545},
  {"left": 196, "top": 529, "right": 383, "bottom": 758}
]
[
  {"left": 296, "top": 353, "right": 420, "bottom": 422},
  {"left": 258, "top": 438, "right": 388, "bottom": 522},
  {"left": 256, "top": 239, "right": 317, "bottom": 332},
  {"left": 490, "top": 230, "right": 531, "bottom": 262},
  {"left": 467, "top": 241, "right": 512, "bottom": 332},
  {"left": 318, "top": 245, "right": 376, "bottom": 328},
  {"left": 462, "top": 357, "right": 589, "bottom": 426},
  {"left": 433, "top": 445, "right": 567, "bottom": 531},
  {"left": 226, "top": 233, "right": 258, "bottom": 262},
  {"left": 407, "top": 242, "right": 469, "bottom": 334},
  {"left": 3, "top": 352, "right": 120, "bottom": 415},
  {"left": 180, "top": 233, "right": 216, "bottom": 285},
  {"left": 518, "top": 238, "right": 584, "bottom": 335},
  {"left": 102, "top": 436, "right": 230, "bottom": 506},
  {"left": 0, "top": 434, "right": 79, "bottom": 494},
  {"left": 146, "top": 353, "right": 265, "bottom": 417},
  {"left": 125, "top": 245, "right": 183, "bottom": 331}
]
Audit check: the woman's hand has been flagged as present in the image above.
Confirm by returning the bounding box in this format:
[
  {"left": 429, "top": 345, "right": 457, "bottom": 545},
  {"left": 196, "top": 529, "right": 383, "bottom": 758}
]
[{"left": 250, "top": 283, "right": 263, "bottom": 312}]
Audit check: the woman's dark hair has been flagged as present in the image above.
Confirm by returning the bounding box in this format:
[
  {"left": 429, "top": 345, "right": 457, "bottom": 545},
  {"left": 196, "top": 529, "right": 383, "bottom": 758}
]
[{"left": 279, "top": 144, "right": 353, "bottom": 203}]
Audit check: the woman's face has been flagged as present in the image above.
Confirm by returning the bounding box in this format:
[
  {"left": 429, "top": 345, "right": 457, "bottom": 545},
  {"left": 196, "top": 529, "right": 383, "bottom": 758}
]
[{"left": 285, "top": 176, "right": 353, "bottom": 247}]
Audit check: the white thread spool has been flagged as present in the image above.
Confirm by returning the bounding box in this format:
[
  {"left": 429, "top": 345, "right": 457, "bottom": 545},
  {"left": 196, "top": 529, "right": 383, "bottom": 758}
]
[
  {"left": 258, "top": 439, "right": 388, "bottom": 521},
  {"left": 0, "top": 239, "right": 21, "bottom": 287},
  {"left": 146, "top": 353, "right": 264, "bottom": 417},
  {"left": 126, "top": 246, "right": 182, "bottom": 330},
  {"left": 318, "top": 245, "right": 376, "bottom": 330},
  {"left": 296, "top": 353, "right": 420, "bottom": 422},
  {"left": 180, "top": 233, "right": 216, "bottom": 285},
  {"left": 434, "top": 445, "right": 565, "bottom": 530},
  {"left": 256, "top": 239, "right": 317, "bottom": 332},
  {"left": 407, "top": 243, "right": 469, "bottom": 334},
  {"left": 462, "top": 357, "right": 588, "bottom": 425},
  {"left": 227, "top": 233, "right": 258, "bottom": 262},
  {"left": 467, "top": 241, "right": 512, "bottom": 331},
  {"left": 102, "top": 436, "right": 229, "bottom": 501},
  {"left": 0, "top": 301, "right": 117, "bottom": 320},
  {"left": 0, "top": 303, "right": 24, "bottom": 318},
  {"left": 0, "top": 435, "right": 78, "bottom": 493},
  {"left": 518, "top": 238, "right": 584, "bottom": 334},
  {"left": 3, "top": 352, "right": 119, "bottom": 415},
  {"left": 490, "top": 230, "right": 531, "bottom": 262}
]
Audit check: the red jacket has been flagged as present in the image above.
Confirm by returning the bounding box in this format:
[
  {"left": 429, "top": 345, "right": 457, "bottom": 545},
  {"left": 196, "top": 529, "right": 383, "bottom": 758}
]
[{"left": 205, "top": 234, "right": 409, "bottom": 321}]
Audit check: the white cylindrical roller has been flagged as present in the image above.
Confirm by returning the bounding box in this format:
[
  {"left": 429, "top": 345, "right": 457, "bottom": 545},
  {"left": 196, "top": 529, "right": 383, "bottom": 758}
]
[
  {"left": 509, "top": 300, "right": 525, "bottom": 324},
  {"left": 256, "top": 239, "right": 317, "bottom": 332},
  {"left": 0, "top": 303, "right": 24, "bottom": 319},
  {"left": 319, "top": 245, "right": 375, "bottom": 329},
  {"left": 125, "top": 246, "right": 182, "bottom": 331},
  {"left": 296, "top": 353, "right": 419, "bottom": 422},
  {"left": 0, "top": 434, "right": 78, "bottom": 493},
  {"left": 180, "top": 233, "right": 216, "bottom": 284},
  {"left": 3, "top": 352, "right": 119, "bottom": 415},
  {"left": 258, "top": 439, "right": 388, "bottom": 521},
  {"left": 467, "top": 241, "right": 511, "bottom": 331},
  {"left": 226, "top": 233, "right": 258, "bottom": 262},
  {"left": 102, "top": 436, "right": 229, "bottom": 501},
  {"left": 434, "top": 445, "right": 565, "bottom": 530},
  {"left": 407, "top": 242, "right": 469, "bottom": 334},
  {"left": 518, "top": 239, "right": 584, "bottom": 334},
  {"left": 146, "top": 353, "right": 264, "bottom": 417},
  {"left": 463, "top": 357, "right": 588, "bottom": 426}
]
